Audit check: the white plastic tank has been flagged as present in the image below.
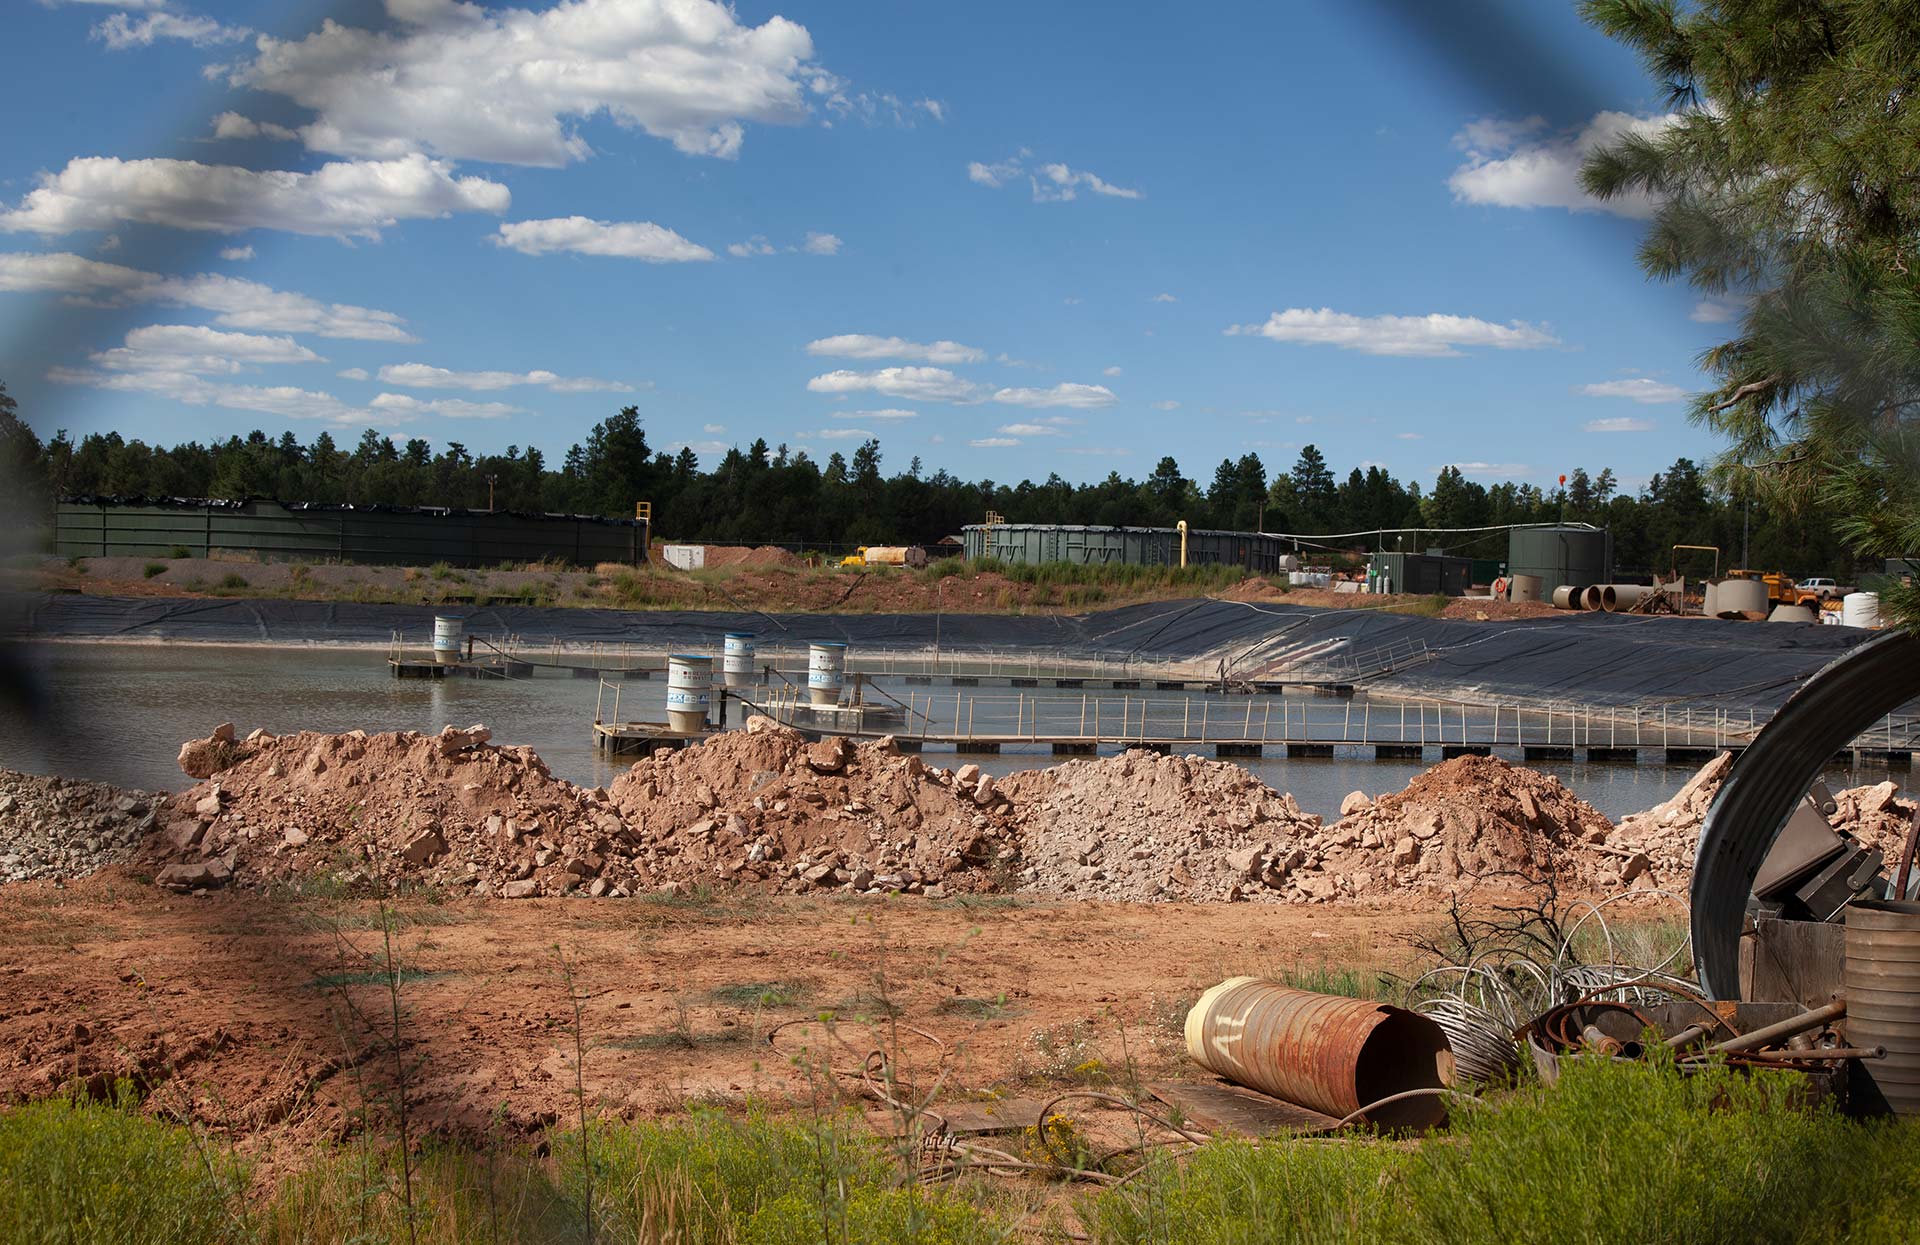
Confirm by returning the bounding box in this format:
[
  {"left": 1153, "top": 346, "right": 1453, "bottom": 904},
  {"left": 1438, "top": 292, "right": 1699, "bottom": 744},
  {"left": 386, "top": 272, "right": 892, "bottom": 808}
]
[
  {"left": 722, "top": 632, "right": 756, "bottom": 689},
  {"left": 808, "top": 642, "right": 847, "bottom": 706},
  {"left": 432, "top": 615, "right": 464, "bottom": 664},
  {"left": 1843, "top": 592, "right": 1883, "bottom": 629},
  {"left": 665, "top": 655, "right": 713, "bottom": 733}
]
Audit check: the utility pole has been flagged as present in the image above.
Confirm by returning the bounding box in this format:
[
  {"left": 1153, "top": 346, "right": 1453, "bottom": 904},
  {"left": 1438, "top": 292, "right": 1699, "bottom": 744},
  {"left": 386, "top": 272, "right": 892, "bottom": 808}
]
[
  {"left": 486, "top": 474, "right": 498, "bottom": 512},
  {"left": 1742, "top": 494, "right": 1750, "bottom": 569}
]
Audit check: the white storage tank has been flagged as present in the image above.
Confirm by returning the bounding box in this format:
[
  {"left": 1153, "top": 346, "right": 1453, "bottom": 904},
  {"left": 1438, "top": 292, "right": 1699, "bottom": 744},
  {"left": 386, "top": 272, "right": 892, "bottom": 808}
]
[
  {"left": 722, "top": 632, "right": 755, "bottom": 689},
  {"left": 665, "top": 655, "right": 713, "bottom": 733},
  {"left": 1843, "top": 592, "right": 1883, "bottom": 629},
  {"left": 432, "top": 615, "right": 464, "bottom": 664},
  {"left": 808, "top": 642, "right": 847, "bottom": 706}
]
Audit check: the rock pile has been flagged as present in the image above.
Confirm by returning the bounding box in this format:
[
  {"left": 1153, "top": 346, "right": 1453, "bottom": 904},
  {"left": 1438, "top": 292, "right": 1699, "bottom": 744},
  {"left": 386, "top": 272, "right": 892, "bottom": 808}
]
[
  {"left": 1606, "top": 752, "right": 1732, "bottom": 887},
  {"left": 1306, "top": 755, "right": 1617, "bottom": 900},
  {"left": 998, "top": 749, "right": 1321, "bottom": 901},
  {"left": 0, "top": 771, "right": 159, "bottom": 883},
  {"left": 146, "top": 718, "right": 1017, "bottom": 898},
  {"left": 1830, "top": 781, "right": 1918, "bottom": 869},
  {"left": 606, "top": 717, "right": 1018, "bottom": 896}
]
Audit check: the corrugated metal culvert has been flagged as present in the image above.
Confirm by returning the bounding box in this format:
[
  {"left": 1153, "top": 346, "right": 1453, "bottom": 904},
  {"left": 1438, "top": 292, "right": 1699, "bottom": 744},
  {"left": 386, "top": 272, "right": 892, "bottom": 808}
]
[
  {"left": 1185, "top": 978, "right": 1456, "bottom": 1129},
  {"left": 1846, "top": 899, "right": 1920, "bottom": 1117}
]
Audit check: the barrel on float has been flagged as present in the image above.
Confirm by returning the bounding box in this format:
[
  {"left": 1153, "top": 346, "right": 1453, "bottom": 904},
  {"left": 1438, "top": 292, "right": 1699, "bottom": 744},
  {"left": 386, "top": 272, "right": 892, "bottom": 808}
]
[
  {"left": 666, "top": 655, "right": 713, "bottom": 733},
  {"left": 808, "top": 642, "right": 847, "bottom": 706},
  {"left": 722, "top": 633, "right": 756, "bottom": 689},
  {"left": 432, "top": 615, "right": 464, "bottom": 664}
]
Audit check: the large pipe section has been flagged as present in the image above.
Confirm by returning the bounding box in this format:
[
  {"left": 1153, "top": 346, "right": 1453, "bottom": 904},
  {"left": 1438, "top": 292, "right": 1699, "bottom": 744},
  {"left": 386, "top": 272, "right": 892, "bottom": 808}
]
[
  {"left": 1847, "top": 900, "right": 1920, "bottom": 1116},
  {"left": 1551, "top": 585, "right": 1586, "bottom": 610},
  {"left": 1185, "top": 978, "right": 1455, "bottom": 1130},
  {"left": 1600, "top": 584, "right": 1649, "bottom": 612}
]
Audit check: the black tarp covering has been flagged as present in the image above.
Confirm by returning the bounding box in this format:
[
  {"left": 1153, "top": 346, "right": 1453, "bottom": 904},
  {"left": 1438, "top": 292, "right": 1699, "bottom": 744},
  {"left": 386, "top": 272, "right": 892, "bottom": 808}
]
[{"left": 0, "top": 593, "right": 1876, "bottom": 712}]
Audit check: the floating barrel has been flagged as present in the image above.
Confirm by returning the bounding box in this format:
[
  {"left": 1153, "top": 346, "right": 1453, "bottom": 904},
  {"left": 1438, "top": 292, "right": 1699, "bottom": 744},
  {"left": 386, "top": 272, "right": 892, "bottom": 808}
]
[
  {"left": 722, "top": 632, "right": 756, "bottom": 689},
  {"left": 1844, "top": 592, "right": 1883, "bottom": 629},
  {"left": 1185, "top": 978, "right": 1455, "bottom": 1130},
  {"left": 1846, "top": 899, "right": 1920, "bottom": 1117},
  {"left": 432, "top": 615, "right": 464, "bottom": 664},
  {"left": 665, "top": 654, "right": 713, "bottom": 733},
  {"left": 1510, "top": 573, "right": 1543, "bottom": 603},
  {"left": 808, "top": 642, "right": 847, "bottom": 706}
]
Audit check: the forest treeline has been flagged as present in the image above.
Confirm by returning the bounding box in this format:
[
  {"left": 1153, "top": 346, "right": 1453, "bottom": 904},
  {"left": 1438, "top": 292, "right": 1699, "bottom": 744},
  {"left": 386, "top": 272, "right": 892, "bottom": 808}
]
[{"left": 0, "top": 392, "right": 1859, "bottom": 577}]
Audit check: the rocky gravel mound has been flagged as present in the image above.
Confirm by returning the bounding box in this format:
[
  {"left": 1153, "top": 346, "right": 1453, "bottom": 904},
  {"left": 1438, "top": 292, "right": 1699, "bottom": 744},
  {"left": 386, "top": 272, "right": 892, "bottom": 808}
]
[
  {"left": 0, "top": 771, "right": 160, "bottom": 883},
  {"left": 1607, "top": 752, "right": 1731, "bottom": 886},
  {"left": 999, "top": 749, "right": 1321, "bottom": 901}
]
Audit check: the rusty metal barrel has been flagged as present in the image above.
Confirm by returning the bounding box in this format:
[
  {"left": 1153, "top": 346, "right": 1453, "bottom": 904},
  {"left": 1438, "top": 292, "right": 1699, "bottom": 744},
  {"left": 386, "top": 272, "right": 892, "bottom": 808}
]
[
  {"left": 1185, "top": 978, "right": 1456, "bottom": 1129},
  {"left": 1846, "top": 899, "right": 1920, "bottom": 1116}
]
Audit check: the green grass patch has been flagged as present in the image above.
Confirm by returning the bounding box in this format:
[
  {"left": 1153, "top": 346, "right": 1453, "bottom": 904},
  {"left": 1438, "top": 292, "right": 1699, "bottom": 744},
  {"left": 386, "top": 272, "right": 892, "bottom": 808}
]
[
  {"left": 710, "top": 979, "right": 813, "bottom": 1008},
  {"left": 305, "top": 966, "right": 452, "bottom": 990},
  {"left": 1383, "top": 593, "right": 1451, "bottom": 618},
  {"left": 934, "top": 994, "right": 1019, "bottom": 1019},
  {"left": 216, "top": 571, "right": 249, "bottom": 591},
  {"left": 143, "top": 561, "right": 168, "bottom": 579}
]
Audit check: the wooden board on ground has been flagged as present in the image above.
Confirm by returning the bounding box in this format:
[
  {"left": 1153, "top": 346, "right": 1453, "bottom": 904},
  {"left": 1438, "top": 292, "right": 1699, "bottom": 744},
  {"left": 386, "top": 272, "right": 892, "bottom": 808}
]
[
  {"left": 865, "top": 1097, "right": 1054, "bottom": 1138},
  {"left": 1147, "top": 1080, "right": 1340, "bottom": 1137}
]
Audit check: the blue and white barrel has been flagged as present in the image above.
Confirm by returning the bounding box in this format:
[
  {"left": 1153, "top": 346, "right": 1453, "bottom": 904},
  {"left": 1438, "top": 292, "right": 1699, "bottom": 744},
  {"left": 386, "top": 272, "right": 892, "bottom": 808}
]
[
  {"left": 432, "top": 615, "right": 464, "bottom": 665},
  {"left": 722, "top": 632, "right": 756, "bottom": 689},
  {"left": 807, "top": 642, "right": 847, "bottom": 706},
  {"left": 665, "top": 654, "right": 713, "bottom": 733}
]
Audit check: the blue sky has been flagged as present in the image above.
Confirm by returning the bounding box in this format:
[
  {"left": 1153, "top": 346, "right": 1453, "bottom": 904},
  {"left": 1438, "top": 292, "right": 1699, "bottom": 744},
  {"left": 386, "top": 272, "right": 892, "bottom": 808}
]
[{"left": 0, "top": 0, "right": 1733, "bottom": 493}]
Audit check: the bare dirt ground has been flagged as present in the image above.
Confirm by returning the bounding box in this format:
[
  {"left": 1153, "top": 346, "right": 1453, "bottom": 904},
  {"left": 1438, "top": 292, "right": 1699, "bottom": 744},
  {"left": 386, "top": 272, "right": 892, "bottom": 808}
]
[
  {"left": 13, "top": 553, "right": 1571, "bottom": 619},
  {"left": 0, "top": 872, "right": 1443, "bottom": 1159}
]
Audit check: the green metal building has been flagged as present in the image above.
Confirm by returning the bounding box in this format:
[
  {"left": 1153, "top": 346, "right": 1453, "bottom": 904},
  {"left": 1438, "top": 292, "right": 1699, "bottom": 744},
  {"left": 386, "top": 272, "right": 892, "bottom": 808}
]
[{"left": 54, "top": 498, "right": 648, "bottom": 567}]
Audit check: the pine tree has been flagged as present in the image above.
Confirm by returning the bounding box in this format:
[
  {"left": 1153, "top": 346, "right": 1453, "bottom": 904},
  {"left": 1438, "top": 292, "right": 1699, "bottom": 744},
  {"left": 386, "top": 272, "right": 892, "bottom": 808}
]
[{"left": 1583, "top": 0, "right": 1920, "bottom": 624}]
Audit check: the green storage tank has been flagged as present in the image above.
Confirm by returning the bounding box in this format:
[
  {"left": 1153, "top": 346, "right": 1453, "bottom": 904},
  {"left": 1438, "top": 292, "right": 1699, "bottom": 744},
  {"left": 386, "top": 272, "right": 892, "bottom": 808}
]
[{"left": 1507, "top": 526, "right": 1611, "bottom": 597}]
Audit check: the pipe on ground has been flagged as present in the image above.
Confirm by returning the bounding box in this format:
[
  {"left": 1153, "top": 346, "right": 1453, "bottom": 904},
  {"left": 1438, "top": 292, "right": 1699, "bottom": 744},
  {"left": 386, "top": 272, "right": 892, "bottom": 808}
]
[
  {"left": 1600, "top": 584, "right": 1649, "bottom": 612},
  {"left": 1185, "top": 978, "right": 1455, "bottom": 1130},
  {"left": 1552, "top": 585, "right": 1588, "bottom": 610}
]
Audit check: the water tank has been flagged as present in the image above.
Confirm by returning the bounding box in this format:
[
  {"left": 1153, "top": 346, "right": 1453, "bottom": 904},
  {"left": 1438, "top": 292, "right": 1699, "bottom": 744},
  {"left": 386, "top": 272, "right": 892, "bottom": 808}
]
[
  {"left": 722, "top": 633, "right": 756, "bottom": 689},
  {"left": 808, "top": 642, "right": 847, "bottom": 706},
  {"left": 1844, "top": 592, "right": 1883, "bottom": 629},
  {"left": 1507, "top": 527, "right": 1611, "bottom": 599},
  {"left": 432, "top": 615, "right": 464, "bottom": 665},
  {"left": 665, "top": 655, "right": 713, "bottom": 734}
]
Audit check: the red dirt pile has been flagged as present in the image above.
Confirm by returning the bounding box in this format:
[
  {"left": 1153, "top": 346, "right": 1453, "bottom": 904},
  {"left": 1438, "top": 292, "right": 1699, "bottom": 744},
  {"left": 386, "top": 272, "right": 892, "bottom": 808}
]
[
  {"left": 605, "top": 716, "right": 1017, "bottom": 895},
  {"left": 1303, "top": 755, "right": 1617, "bottom": 901},
  {"left": 150, "top": 718, "right": 1016, "bottom": 898},
  {"left": 998, "top": 750, "right": 1321, "bottom": 901},
  {"left": 1607, "top": 752, "right": 1731, "bottom": 886}
]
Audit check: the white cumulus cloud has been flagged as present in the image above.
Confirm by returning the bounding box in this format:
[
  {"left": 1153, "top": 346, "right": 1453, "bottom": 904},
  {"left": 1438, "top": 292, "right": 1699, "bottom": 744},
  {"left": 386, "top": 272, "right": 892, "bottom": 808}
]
[
  {"left": 376, "top": 362, "right": 636, "bottom": 392},
  {"left": 92, "top": 9, "right": 249, "bottom": 49},
  {"left": 806, "top": 367, "right": 980, "bottom": 402},
  {"left": 1226, "top": 308, "right": 1558, "bottom": 357},
  {"left": 91, "top": 323, "right": 323, "bottom": 375},
  {"left": 370, "top": 392, "right": 519, "bottom": 420},
  {"left": 805, "top": 334, "right": 983, "bottom": 365},
  {"left": 48, "top": 366, "right": 370, "bottom": 425},
  {"left": 969, "top": 437, "right": 1019, "bottom": 448},
  {"left": 832, "top": 407, "right": 916, "bottom": 420},
  {"left": 0, "top": 154, "right": 509, "bottom": 240},
  {"left": 211, "top": 113, "right": 299, "bottom": 142},
  {"left": 1584, "top": 416, "right": 1657, "bottom": 433},
  {"left": 227, "top": 0, "right": 821, "bottom": 167},
  {"left": 494, "top": 216, "right": 712, "bottom": 261},
  {"left": 218, "top": 245, "right": 255, "bottom": 261},
  {"left": 0, "top": 251, "right": 415, "bottom": 341},
  {"left": 968, "top": 152, "right": 1140, "bottom": 202},
  {"left": 1579, "top": 378, "right": 1685, "bottom": 404},
  {"left": 990, "top": 383, "right": 1117, "bottom": 409},
  {"left": 1449, "top": 111, "right": 1679, "bottom": 218},
  {"left": 802, "top": 231, "right": 841, "bottom": 255}
]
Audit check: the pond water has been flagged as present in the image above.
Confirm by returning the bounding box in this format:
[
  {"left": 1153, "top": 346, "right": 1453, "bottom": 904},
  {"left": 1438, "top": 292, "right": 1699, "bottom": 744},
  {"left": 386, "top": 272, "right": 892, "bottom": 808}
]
[{"left": 0, "top": 642, "right": 1897, "bottom": 821}]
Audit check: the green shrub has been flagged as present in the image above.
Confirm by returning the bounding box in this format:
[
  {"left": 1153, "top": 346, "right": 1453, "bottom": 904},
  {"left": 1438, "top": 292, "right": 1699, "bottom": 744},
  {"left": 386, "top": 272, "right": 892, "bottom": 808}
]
[
  {"left": 168, "top": 545, "right": 192, "bottom": 559},
  {"left": 143, "top": 562, "right": 168, "bottom": 579},
  {"left": 0, "top": 1086, "right": 245, "bottom": 1245},
  {"left": 1087, "top": 1054, "right": 1920, "bottom": 1245},
  {"left": 217, "top": 572, "right": 248, "bottom": 590}
]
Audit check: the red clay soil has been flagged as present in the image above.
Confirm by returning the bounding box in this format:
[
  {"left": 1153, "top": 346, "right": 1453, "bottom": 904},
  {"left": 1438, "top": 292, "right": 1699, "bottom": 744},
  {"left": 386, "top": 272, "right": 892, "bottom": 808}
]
[{"left": 0, "top": 873, "right": 1451, "bottom": 1155}]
